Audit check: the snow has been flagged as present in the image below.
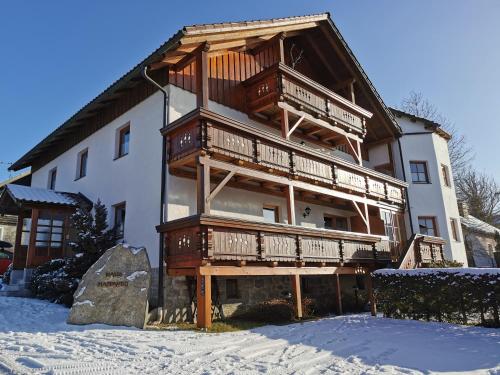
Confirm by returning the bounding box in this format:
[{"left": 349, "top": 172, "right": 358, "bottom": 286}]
[
  {"left": 375, "top": 268, "right": 500, "bottom": 277},
  {"left": 126, "top": 271, "right": 148, "bottom": 281},
  {"left": 0, "top": 297, "right": 499, "bottom": 374},
  {"left": 72, "top": 300, "right": 94, "bottom": 307}
]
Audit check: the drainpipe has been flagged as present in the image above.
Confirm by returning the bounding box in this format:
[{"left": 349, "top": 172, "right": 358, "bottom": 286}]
[
  {"left": 397, "top": 136, "right": 414, "bottom": 235},
  {"left": 142, "top": 66, "right": 169, "bottom": 323}
]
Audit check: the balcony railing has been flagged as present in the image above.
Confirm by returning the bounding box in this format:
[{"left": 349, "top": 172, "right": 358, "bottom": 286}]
[
  {"left": 157, "top": 214, "right": 392, "bottom": 267},
  {"left": 164, "top": 108, "right": 406, "bottom": 204},
  {"left": 398, "top": 235, "right": 446, "bottom": 269},
  {"left": 244, "top": 63, "right": 373, "bottom": 135}
]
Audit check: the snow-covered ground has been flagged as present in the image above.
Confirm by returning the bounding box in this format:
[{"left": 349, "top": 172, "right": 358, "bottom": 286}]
[{"left": 0, "top": 297, "right": 499, "bottom": 375}]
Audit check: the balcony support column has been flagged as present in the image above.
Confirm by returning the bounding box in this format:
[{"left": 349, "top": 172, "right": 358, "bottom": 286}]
[
  {"left": 335, "top": 274, "right": 343, "bottom": 315},
  {"left": 196, "top": 268, "right": 212, "bottom": 330},
  {"left": 196, "top": 43, "right": 210, "bottom": 109},
  {"left": 365, "top": 274, "right": 377, "bottom": 316},
  {"left": 280, "top": 108, "right": 289, "bottom": 139},
  {"left": 285, "top": 185, "right": 296, "bottom": 225},
  {"left": 197, "top": 162, "right": 211, "bottom": 214},
  {"left": 290, "top": 274, "right": 303, "bottom": 319}
]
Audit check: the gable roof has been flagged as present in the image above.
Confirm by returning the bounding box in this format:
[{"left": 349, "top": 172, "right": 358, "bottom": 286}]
[
  {"left": 461, "top": 214, "right": 500, "bottom": 237},
  {"left": 391, "top": 108, "right": 451, "bottom": 140},
  {"left": 10, "top": 12, "right": 399, "bottom": 172},
  {"left": 1, "top": 184, "right": 81, "bottom": 207}
]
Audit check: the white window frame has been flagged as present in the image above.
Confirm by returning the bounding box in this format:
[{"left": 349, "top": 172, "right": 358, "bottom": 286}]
[{"left": 75, "top": 148, "right": 88, "bottom": 180}]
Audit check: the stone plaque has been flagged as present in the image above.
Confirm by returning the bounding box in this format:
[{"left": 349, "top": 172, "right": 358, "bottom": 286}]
[{"left": 67, "top": 244, "right": 151, "bottom": 329}]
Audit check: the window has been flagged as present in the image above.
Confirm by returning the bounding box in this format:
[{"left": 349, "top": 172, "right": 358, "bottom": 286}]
[
  {"left": 418, "top": 216, "right": 438, "bottom": 237},
  {"left": 20, "top": 218, "right": 31, "bottom": 246},
  {"left": 441, "top": 164, "right": 451, "bottom": 187},
  {"left": 34, "top": 211, "right": 65, "bottom": 256},
  {"left": 450, "top": 218, "right": 460, "bottom": 241},
  {"left": 488, "top": 243, "right": 494, "bottom": 257},
  {"left": 114, "top": 203, "right": 126, "bottom": 239},
  {"left": 117, "top": 124, "right": 130, "bottom": 158},
  {"left": 47, "top": 167, "right": 57, "bottom": 190},
  {"left": 0, "top": 227, "right": 3, "bottom": 241},
  {"left": 324, "top": 215, "right": 349, "bottom": 231},
  {"left": 225, "top": 279, "right": 239, "bottom": 299},
  {"left": 410, "top": 161, "right": 430, "bottom": 183},
  {"left": 76, "top": 149, "right": 88, "bottom": 179},
  {"left": 263, "top": 205, "right": 279, "bottom": 223}
]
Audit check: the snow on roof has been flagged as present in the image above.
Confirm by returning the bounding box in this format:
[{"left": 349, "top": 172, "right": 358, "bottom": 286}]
[
  {"left": 374, "top": 268, "right": 500, "bottom": 277},
  {"left": 5, "top": 184, "right": 80, "bottom": 206},
  {"left": 461, "top": 214, "right": 500, "bottom": 236}
]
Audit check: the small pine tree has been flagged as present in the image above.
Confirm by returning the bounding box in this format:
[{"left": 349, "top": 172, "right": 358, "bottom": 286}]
[
  {"left": 70, "top": 199, "right": 116, "bottom": 261},
  {"left": 31, "top": 199, "right": 117, "bottom": 306}
]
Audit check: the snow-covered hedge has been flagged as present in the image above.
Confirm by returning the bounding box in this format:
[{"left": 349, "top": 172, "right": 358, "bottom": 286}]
[{"left": 373, "top": 268, "right": 500, "bottom": 327}]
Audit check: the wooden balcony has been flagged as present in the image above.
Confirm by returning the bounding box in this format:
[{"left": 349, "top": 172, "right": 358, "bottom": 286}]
[
  {"left": 164, "top": 108, "right": 406, "bottom": 206},
  {"left": 243, "top": 62, "right": 372, "bottom": 137},
  {"left": 157, "top": 214, "right": 392, "bottom": 268},
  {"left": 398, "top": 235, "right": 446, "bottom": 269}
]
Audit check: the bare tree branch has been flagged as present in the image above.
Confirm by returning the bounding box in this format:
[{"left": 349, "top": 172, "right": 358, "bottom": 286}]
[{"left": 455, "top": 168, "right": 500, "bottom": 225}]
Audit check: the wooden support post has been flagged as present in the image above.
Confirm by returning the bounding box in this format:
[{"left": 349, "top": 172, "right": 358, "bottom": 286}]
[
  {"left": 196, "top": 268, "right": 212, "bottom": 329},
  {"left": 197, "top": 163, "right": 210, "bottom": 214},
  {"left": 285, "top": 185, "right": 296, "bottom": 225},
  {"left": 280, "top": 108, "right": 289, "bottom": 139},
  {"left": 335, "top": 274, "right": 343, "bottom": 315},
  {"left": 196, "top": 43, "right": 209, "bottom": 108},
  {"left": 25, "top": 208, "right": 39, "bottom": 269},
  {"left": 278, "top": 33, "right": 285, "bottom": 63},
  {"left": 290, "top": 274, "right": 303, "bottom": 319},
  {"left": 365, "top": 274, "right": 376, "bottom": 317},
  {"left": 364, "top": 202, "right": 371, "bottom": 235}
]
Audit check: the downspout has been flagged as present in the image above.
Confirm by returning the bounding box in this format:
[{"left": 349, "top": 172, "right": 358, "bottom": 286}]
[
  {"left": 142, "top": 66, "right": 169, "bottom": 323},
  {"left": 397, "top": 136, "right": 414, "bottom": 235}
]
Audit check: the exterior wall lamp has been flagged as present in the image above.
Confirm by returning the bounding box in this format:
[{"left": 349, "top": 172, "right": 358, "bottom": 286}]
[{"left": 303, "top": 206, "right": 311, "bottom": 218}]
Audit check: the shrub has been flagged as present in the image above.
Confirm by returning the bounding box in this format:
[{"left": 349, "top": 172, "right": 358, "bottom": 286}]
[
  {"left": 2, "top": 264, "right": 12, "bottom": 284},
  {"left": 373, "top": 268, "right": 500, "bottom": 327}
]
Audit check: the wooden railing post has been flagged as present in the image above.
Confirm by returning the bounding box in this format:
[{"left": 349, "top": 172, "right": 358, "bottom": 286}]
[
  {"left": 296, "top": 235, "right": 303, "bottom": 261},
  {"left": 257, "top": 231, "right": 265, "bottom": 260},
  {"left": 339, "top": 239, "right": 344, "bottom": 264},
  {"left": 196, "top": 162, "right": 210, "bottom": 214}
]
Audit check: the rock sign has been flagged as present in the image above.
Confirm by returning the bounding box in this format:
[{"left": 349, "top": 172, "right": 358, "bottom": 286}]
[{"left": 67, "top": 244, "right": 151, "bottom": 329}]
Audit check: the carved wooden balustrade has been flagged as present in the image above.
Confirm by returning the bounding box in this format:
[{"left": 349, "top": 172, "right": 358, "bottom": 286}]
[
  {"left": 244, "top": 63, "right": 370, "bottom": 135},
  {"left": 398, "top": 235, "right": 446, "bottom": 269},
  {"left": 157, "top": 214, "right": 392, "bottom": 268},
  {"left": 163, "top": 108, "right": 406, "bottom": 205}
]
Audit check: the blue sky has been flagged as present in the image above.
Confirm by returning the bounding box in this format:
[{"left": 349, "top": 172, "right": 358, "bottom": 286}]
[{"left": 0, "top": 0, "right": 498, "bottom": 182}]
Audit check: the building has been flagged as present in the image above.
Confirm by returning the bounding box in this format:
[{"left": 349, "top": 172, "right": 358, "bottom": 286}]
[
  {"left": 0, "top": 172, "right": 31, "bottom": 247},
  {"left": 460, "top": 203, "right": 499, "bottom": 267},
  {"left": 391, "top": 109, "right": 468, "bottom": 266},
  {"left": 1, "top": 13, "right": 450, "bottom": 327}
]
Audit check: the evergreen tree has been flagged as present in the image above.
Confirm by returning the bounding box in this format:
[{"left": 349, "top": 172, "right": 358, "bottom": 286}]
[{"left": 31, "top": 199, "right": 117, "bottom": 306}]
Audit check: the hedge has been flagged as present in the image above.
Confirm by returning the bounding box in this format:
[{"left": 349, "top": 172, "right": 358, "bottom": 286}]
[{"left": 373, "top": 268, "right": 500, "bottom": 327}]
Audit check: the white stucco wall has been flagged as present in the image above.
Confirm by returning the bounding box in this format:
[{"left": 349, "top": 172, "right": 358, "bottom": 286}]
[
  {"left": 31, "top": 87, "right": 171, "bottom": 267},
  {"left": 392, "top": 116, "right": 468, "bottom": 265},
  {"left": 30, "top": 84, "right": 383, "bottom": 268}
]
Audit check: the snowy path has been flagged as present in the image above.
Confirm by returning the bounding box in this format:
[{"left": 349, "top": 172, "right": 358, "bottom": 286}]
[{"left": 0, "top": 297, "right": 499, "bottom": 374}]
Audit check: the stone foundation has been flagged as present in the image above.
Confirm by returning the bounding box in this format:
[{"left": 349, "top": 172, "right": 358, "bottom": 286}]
[{"left": 149, "top": 269, "right": 370, "bottom": 322}]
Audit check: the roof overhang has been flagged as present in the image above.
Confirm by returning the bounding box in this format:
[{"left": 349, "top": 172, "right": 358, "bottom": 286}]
[{"left": 11, "top": 12, "right": 400, "bottom": 171}]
